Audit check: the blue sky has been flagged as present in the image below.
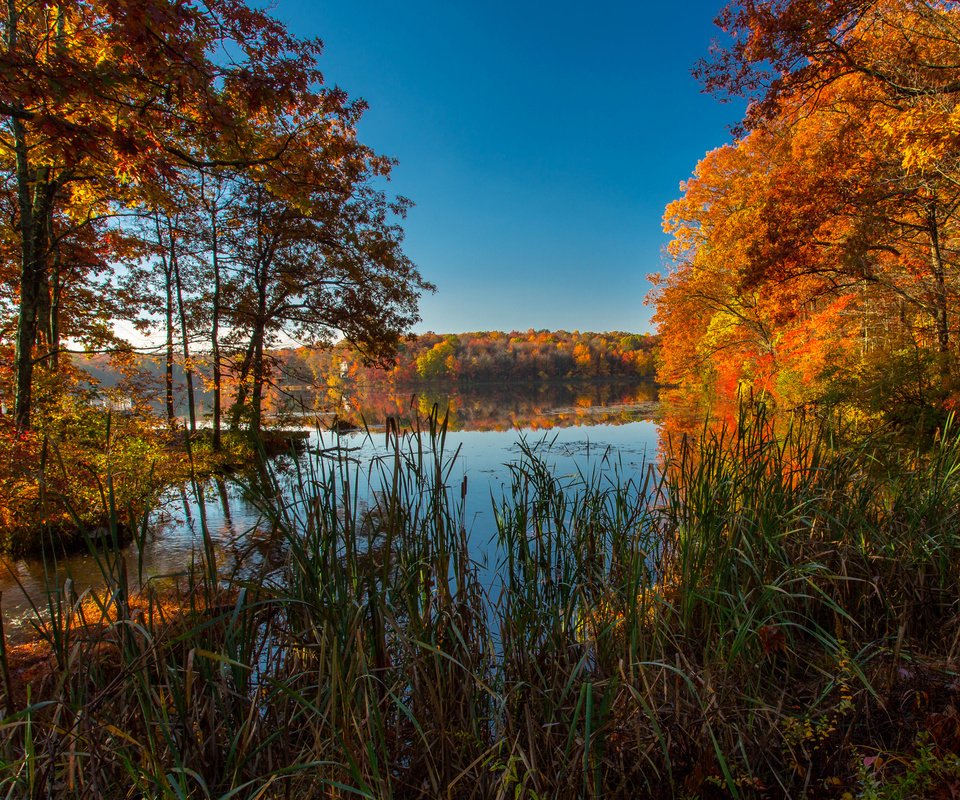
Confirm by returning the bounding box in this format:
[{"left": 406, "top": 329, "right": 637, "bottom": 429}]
[{"left": 271, "top": 0, "right": 745, "bottom": 335}]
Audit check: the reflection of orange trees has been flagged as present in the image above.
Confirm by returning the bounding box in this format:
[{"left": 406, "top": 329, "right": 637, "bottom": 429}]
[
  {"left": 332, "top": 382, "right": 658, "bottom": 432},
  {"left": 656, "top": 390, "right": 822, "bottom": 476},
  {"left": 658, "top": 401, "right": 877, "bottom": 533},
  {"left": 655, "top": 387, "right": 745, "bottom": 458},
  {"left": 103, "top": 335, "right": 658, "bottom": 425},
  {"left": 417, "top": 393, "right": 459, "bottom": 427},
  {"left": 574, "top": 393, "right": 593, "bottom": 409}
]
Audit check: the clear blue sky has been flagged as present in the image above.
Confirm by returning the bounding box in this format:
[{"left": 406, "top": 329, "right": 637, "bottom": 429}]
[{"left": 271, "top": 0, "right": 745, "bottom": 335}]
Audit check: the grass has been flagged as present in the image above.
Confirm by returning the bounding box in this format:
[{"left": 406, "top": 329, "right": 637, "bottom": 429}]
[{"left": 0, "top": 405, "right": 959, "bottom": 798}]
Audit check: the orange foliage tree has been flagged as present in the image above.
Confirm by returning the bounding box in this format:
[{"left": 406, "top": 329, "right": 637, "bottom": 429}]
[
  {"left": 0, "top": 0, "right": 433, "bottom": 450},
  {"left": 655, "top": 0, "right": 960, "bottom": 421}
]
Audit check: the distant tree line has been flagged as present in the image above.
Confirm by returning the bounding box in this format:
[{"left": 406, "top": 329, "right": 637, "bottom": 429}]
[
  {"left": 77, "top": 330, "right": 657, "bottom": 423},
  {"left": 290, "top": 330, "right": 658, "bottom": 390}
]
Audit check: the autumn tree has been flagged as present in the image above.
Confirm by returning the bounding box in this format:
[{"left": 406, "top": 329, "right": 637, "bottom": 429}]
[
  {"left": 698, "top": 0, "right": 960, "bottom": 123},
  {"left": 0, "top": 0, "right": 330, "bottom": 429},
  {"left": 220, "top": 135, "right": 430, "bottom": 432},
  {"left": 655, "top": 0, "right": 960, "bottom": 416},
  {"left": 416, "top": 337, "right": 459, "bottom": 379}
]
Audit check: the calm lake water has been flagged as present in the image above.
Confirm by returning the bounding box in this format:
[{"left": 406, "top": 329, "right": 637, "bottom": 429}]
[{"left": 0, "top": 381, "right": 662, "bottom": 637}]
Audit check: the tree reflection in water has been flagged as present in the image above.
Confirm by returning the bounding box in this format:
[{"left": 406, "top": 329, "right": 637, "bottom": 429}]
[{"left": 282, "top": 379, "right": 659, "bottom": 432}]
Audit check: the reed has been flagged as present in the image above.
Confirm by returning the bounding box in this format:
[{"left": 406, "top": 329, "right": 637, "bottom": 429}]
[{"left": 1, "top": 405, "right": 959, "bottom": 798}]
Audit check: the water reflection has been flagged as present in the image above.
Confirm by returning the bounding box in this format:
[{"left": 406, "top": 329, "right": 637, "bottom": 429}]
[
  {"left": 0, "top": 381, "right": 662, "bottom": 639},
  {"left": 292, "top": 379, "right": 658, "bottom": 431}
]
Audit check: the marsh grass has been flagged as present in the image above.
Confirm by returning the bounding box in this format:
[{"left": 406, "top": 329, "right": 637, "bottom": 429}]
[{"left": 1, "top": 405, "right": 959, "bottom": 798}]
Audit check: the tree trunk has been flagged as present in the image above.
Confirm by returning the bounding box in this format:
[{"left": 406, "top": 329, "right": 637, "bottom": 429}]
[
  {"left": 8, "top": 1, "right": 58, "bottom": 430},
  {"left": 160, "top": 221, "right": 176, "bottom": 428},
  {"left": 208, "top": 192, "right": 223, "bottom": 450},
  {"left": 34, "top": 213, "right": 61, "bottom": 373},
  {"left": 228, "top": 320, "right": 266, "bottom": 434},
  {"left": 12, "top": 146, "right": 53, "bottom": 430},
  {"left": 229, "top": 338, "right": 256, "bottom": 430},
  {"left": 47, "top": 227, "right": 61, "bottom": 372},
  {"left": 247, "top": 258, "right": 270, "bottom": 434},
  {"left": 250, "top": 325, "right": 265, "bottom": 433},
  {"left": 168, "top": 217, "right": 197, "bottom": 433},
  {"left": 7, "top": 2, "right": 30, "bottom": 430},
  {"left": 928, "top": 205, "right": 952, "bottom": 393}
]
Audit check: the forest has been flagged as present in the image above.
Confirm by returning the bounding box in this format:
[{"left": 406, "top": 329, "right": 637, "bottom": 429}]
[
  {"left": 68, "top": 330, "right": 657, "bottom": 435},
  {"left": 289, "top": 329, "right": 656, "bottom": 386},
  {"left": 653, "top": 0, "right": 960, "bottom": 431},
  {"left": 80, "top": 329, "right": 656, "bottom": 402}
]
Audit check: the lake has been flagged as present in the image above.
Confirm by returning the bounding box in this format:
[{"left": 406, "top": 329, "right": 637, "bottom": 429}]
[{"left": 0, "top": 380, "right": 662, "bottom": 637}]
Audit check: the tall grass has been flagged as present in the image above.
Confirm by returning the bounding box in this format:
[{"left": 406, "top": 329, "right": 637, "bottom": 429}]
[{"left": 1, "top": 406, "right": 959, "bottom": 798}]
